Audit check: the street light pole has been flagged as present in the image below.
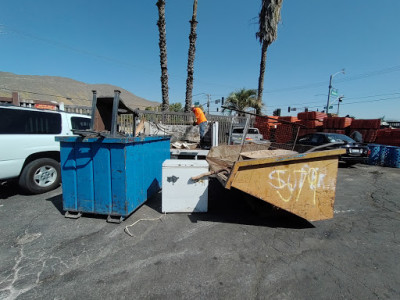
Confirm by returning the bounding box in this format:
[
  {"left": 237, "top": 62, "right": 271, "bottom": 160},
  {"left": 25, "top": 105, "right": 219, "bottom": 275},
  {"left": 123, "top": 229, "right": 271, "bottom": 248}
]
[
  {"left": 326, "top": 69, "right": 345, "bottom": 114},
  {"left": 326, "top": 75, "right": 333, "bottom": 114},
  {"left": 207, "top": 94, "right": 210, "bottom": 114}
]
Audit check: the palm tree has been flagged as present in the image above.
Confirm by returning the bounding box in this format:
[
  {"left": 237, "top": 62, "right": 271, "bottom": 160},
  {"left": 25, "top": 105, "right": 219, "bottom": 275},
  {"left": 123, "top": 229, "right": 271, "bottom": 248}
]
[
  {"left": 256, "top": 0, "right": 283, "bottom": 114},
  {"left": 223, "top": 89, "right": 261, "bottom": 116},
  {"left": 184, "top": 0, "right": 198, "bottom": 112},
  {"left": 156, "top": 0, "right": 169, "bottom": 111}
]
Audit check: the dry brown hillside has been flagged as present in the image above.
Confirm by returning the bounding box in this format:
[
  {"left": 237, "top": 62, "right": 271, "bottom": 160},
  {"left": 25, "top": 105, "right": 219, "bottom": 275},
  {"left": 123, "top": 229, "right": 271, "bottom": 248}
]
[{"left": 0, "top": 71, "right": 160, "bottom": 109}]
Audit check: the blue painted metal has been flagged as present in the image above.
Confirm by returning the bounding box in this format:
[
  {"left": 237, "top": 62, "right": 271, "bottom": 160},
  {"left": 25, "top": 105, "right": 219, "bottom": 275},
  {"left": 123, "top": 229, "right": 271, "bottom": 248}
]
[
  {"left": 56, "top": 136, "right": 171, "bottom": 218},
  {"left": 383, "top": 146, "right": 400, "bottom": 168},
  {"left": 367, "top": 144, "right": 384, "bottom": 166}
]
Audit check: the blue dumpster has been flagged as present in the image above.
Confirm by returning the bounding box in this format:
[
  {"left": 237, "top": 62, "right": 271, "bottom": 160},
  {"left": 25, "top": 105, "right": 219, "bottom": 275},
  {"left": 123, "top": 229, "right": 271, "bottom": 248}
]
[
  {"left": 383, "top": 146, "right": 400, "bottom": 168},
  {"left": 367, "top": 144, "right": 384, "bottom": 166},
  {"left": 56, "top": 136, "right": 170, "bottom": 222}
]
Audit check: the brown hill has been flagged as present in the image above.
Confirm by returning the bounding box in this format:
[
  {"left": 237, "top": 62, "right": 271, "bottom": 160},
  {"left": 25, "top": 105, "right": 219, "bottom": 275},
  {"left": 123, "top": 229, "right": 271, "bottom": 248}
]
[{"left": 0, "top": 71, "right": 160, "bottom": 109}]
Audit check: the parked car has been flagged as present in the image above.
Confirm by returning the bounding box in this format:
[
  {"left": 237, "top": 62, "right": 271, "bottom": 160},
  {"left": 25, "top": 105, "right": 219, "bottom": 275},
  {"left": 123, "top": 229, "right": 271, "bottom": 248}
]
[
  {"left": 0, "top": 105, "right": 91, "bottom": 194},
  {"left": 230, "top": 127, "right": 268, "bottom": 145},
  {"left": 296, "top": 132, "right": 370, "bottom": 165}
]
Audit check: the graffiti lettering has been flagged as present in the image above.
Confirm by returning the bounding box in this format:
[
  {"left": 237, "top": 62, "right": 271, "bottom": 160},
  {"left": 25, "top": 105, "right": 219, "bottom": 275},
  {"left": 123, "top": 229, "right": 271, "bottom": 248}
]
[{"left": 269, "top": 166, "right": 325, "bottom": 204}]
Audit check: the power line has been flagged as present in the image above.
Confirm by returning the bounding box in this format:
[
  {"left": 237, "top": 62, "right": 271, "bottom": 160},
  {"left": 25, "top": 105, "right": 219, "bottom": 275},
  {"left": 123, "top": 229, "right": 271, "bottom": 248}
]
[
  {"left": 264, "top": 91, "right": 400, "bottom": 110},
  {"left": 262, "top": 95, "right": 400, "bottom": 115},
  {"left": 4, "top": 25, "right": 400, "bottom": 97},
  {"left": 344, "top": 91, "right": 400, "bottom": 100},
  {"left": 338, "top": 96, "right": 400, "bottom": 106},
  {"left": 4, "top": 25, "right": 239, "bottom": 90},
  {"left": 335, "top": 65, "right": 400, "bottom": 84},
  {"left": 263, "top": 65, "right": 400, "bottom": 94},
  {"left": 296, "top": 96, "right": 399, "bottom": 111}
]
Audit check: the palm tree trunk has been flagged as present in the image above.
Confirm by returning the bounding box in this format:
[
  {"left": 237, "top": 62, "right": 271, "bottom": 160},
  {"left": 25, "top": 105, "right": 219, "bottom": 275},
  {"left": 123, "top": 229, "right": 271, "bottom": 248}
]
[
  {"left": 184, "top": 0, "right": 198, "bottom": 112},
  {"left": 257, "top": 40, "right": 268, "bottom": 115},
  {"left": 156, "top": 0, "right": 169, "bottom": 111}
]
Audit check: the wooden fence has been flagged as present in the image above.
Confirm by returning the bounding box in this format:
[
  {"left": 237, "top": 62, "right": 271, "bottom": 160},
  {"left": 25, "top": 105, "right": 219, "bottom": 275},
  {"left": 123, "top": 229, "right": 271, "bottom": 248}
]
[
  {"left": 1, "top": 92, "right": 255, "bottom": 144},
  {"left": 64, "top": 105, "right": 91, "bottom": 115}
]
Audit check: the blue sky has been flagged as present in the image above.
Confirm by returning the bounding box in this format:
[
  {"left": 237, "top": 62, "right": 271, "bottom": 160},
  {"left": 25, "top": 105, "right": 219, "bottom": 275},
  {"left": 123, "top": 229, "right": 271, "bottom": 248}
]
[{"left": 1, "top": 0, "right": 399, "bottom": 119}]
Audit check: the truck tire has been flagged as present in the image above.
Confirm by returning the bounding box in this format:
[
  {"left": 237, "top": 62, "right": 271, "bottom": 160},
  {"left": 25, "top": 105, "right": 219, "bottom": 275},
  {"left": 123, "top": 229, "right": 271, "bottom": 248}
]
[{"left": 18, "top": 158, "right": 61, "bottom": 194}]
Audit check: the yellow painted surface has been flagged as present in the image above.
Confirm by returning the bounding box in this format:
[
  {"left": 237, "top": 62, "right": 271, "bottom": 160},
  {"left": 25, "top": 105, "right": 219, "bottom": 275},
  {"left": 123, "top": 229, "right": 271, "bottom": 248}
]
[{"left": 226, "top": 149, "right": 345, "bottom": 221}]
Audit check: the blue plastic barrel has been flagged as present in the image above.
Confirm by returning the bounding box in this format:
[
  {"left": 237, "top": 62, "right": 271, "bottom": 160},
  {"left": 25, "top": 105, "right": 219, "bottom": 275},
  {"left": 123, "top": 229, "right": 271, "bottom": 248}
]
[
  {"left": 383, "top": 146, "right": 400, "bottom": 168},
  {"left": 56, "top": 136, "right": 171, "bottom": 219},
  {"left": 367, "top": 144, "right": 384, "bottom": 166}
]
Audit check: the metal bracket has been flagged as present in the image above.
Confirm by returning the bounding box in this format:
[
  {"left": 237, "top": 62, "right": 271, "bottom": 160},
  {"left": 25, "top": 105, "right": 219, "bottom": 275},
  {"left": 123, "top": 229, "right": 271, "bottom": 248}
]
[
  {"left": 107, "top": 215, "right": 124, "bottom": 224},
  {"left": 65, "top": 211, "right": 82, "bottom": 219}
]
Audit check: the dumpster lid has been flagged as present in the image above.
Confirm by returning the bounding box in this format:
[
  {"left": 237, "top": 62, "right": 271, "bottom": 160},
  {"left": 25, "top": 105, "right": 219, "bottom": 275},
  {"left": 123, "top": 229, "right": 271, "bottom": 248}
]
[
  {"left": 93, "top": 96, "right": 136, "bottom": 132},
  {"left": 163, "top": 159, "right": 209, "bottom": 168}
]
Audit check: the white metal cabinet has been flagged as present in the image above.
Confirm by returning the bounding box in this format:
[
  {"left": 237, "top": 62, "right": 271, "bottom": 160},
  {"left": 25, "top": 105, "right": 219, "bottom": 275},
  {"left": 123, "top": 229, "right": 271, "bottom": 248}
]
[{"left": 162, "top": 159, "right": 209, "bottom": 213}]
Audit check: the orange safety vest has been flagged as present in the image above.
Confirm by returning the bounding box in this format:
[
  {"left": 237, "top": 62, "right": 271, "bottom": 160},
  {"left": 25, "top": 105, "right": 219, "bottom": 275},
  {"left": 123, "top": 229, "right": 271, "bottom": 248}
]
[{"left": 193, "top": 107, "right": 207, "bottom": 125}]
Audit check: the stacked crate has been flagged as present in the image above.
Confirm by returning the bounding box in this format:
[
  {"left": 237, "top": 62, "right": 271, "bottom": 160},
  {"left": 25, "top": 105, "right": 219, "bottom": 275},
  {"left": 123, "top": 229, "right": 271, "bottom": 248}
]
[
  {"left": 254, "top": 116, "right": 279, "bottom": 140},
  {"left": 275, "top": 116, "right": 299, "bottom": 143},
  {"left": 296, "top": 111, "right": 326, "bottom": 136},
  {"left": 375, "top": 129, "right": 400, "bottom": 147},
  {"left": 254, "top": 116, "right": 270, "bottom": 140},
  {"left": 349, "top": 119, "right": 380, "bottom": 143},
  {"left": 322, "top": 117, "right": 352, "bottom": 134},
  {"left": 297, "top": 111, "right": 327, "bottom": 128}
]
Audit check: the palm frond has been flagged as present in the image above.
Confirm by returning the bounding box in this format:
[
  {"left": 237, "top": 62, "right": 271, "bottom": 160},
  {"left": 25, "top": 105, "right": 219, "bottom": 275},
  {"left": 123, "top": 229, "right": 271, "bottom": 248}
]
[
  {"left": 224, "top": 88, "right": 260, "bottom": 113},
  {"left": 256, "top": 0, "right": 283, "bottom": 45}
]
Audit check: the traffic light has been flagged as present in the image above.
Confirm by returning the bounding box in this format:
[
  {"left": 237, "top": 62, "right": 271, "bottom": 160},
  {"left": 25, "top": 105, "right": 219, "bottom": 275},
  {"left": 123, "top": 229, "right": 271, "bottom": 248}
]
[
  {"left": 221, "top": 97, "right": 224, "bottom": 105},
  {"left": 288, "top": 106, "right": 291, "bottom": 113}
]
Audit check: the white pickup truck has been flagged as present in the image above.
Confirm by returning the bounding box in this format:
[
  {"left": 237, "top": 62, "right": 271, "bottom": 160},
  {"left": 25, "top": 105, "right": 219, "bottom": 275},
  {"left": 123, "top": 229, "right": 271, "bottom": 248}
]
[
  {"left": 0, "top": 105, "right": 91, "bottom": 194},
  {"left": 230, "top": 127, "right": 267, "bottom": 145}
]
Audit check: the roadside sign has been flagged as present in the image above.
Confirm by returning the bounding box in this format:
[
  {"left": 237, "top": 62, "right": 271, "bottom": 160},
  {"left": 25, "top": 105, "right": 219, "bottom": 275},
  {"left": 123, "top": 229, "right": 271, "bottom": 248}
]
[
  {"left": 34, "top": 104, "right": 57, "bottom": 110},
  {"left": 331, "top": 89, "right": 338, "bottom": 96}
]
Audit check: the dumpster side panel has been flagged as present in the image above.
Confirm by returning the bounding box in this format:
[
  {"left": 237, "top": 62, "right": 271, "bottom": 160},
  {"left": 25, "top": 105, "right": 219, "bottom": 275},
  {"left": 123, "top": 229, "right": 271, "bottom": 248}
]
[
  {"left": 230, "top": 156, "right": 340, "bottom": 221},
  {"left": 124, "top": 138, "right": 170, "bottom": 214},
  {"left": 125, "top": 142, "right": 142, "bottom": 213},
  {"left": 60, "top": 142, "right": 77, "bottom": 211},
  {"left": 110, "top": 145, "right": 127, "bottom": 215},
  {"left": 92, "top": 143, "right": 112, "bottom": 214},
  {"left": 75, "top": 143, "right": 94, "bottom": 212},
  {"left": 148, "top": 139, "right": 170, "bottom": 196},
  {"left": 58, "top": 136, "right": 171, "bottom": 218}
]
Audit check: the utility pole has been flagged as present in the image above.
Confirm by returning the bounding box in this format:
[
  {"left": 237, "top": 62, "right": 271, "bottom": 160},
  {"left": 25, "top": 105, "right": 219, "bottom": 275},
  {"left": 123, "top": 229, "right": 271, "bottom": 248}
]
[
  {"left": 326, "top": 75, "right": 333, "bottom": 115},
  {"left": 326, "top": 69, "right": 345, "bottom": 114},
  {"left": 207, "top": 94, "right": 210, "bottom": 114}
]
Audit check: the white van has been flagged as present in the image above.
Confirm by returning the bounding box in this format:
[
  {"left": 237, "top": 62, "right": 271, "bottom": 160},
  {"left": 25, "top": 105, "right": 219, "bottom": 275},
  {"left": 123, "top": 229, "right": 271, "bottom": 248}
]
[{"left": 0, "top": 105, "right": 91, "bottom": 194}]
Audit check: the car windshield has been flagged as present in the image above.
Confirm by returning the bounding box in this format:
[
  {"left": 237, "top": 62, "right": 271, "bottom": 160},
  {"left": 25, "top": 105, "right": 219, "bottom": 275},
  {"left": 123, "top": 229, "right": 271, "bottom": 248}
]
[{"left": 326, "top": 134, "right": 355, "bottom": 143}]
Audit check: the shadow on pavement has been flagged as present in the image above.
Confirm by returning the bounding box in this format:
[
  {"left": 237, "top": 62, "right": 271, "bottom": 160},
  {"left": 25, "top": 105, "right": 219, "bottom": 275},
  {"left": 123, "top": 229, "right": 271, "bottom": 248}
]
[
  {"left": 45, "top": 193, "right": 122, "bottom": 221},
  {"left": 44, "top": 178, "right": 314, "bottom": 229},
  {"left": 46, "top": 193, "right": 64, "bottom": 215},
  {"left": 0, "top": 181, "right": 21, "bottom": 199},
  {"left": 146, "top": 178, "right": 314, "bottom": 229}
]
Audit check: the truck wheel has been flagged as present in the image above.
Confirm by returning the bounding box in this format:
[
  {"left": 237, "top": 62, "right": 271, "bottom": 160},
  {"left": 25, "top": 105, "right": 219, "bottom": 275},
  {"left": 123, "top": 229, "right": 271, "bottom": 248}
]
[{"left": 19, "top": 158, "right": 61, "bottom": 194}]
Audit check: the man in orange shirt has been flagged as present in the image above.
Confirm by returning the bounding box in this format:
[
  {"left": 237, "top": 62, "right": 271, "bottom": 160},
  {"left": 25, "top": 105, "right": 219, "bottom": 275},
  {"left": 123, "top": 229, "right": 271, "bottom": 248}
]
[{"left": 191, "top": 105, "right": 207, "bottom": 139}]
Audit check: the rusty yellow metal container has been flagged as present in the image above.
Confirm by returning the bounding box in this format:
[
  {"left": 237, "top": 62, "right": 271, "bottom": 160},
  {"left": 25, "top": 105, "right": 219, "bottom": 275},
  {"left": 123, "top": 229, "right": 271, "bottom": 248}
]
[{"left": 207, "top": 145, "right": 345, "bottom": 221}]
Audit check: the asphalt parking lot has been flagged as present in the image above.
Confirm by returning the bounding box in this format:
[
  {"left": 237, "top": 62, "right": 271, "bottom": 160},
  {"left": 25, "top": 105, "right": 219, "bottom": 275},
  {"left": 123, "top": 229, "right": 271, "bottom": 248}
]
[{"left": 0, "top": 164, "right": 399, "bottom": 300}]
